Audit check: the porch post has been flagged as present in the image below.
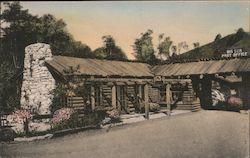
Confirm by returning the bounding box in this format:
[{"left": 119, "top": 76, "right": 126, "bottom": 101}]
[
  {"left": 138, "top": 85, "right": 142, "bottom": 98},
  {"left": 138, "top": 85, "right": 142, "bottom": 111},
  {"left": 144, "top": 84, "right": 149, "bottom": 119},
  {"left": 166, "top": 83, "right": 171, "bottom": 116},
  {"left": 116, "top": 86, "right": 121, "bottom": 113},
  {"left": 112, "top": 85, "right": 116, "bottom": 109},
  {"left": 91, "top": 85, "right": 95, "bottom": 110}
]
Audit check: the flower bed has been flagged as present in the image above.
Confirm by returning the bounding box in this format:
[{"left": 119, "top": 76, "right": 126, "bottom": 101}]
[
  {"left": 51, "top": 108, "right": 74, "bottom": 125},
  {"left": 6, "top": 109, "right": 32, "bottom": 133},
  {"left": 8, "top": 109, "right": 32, "bottom": 124},
  {"left": 51, "top": 108, "right": 106, "bottom": 131}
]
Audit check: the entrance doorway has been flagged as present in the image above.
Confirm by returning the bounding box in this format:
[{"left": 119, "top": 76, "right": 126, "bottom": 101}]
[{"left": 116, "top": 86, "right": 127, "bottom": 114}]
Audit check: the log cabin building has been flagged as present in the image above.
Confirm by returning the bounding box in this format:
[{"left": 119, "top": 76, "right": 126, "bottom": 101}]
[
  {"left": 45, "top": 56, "right": 250, "bottom": 116},
  {"left": 46, "top": 56, "right": 155, "bottom": 116}
]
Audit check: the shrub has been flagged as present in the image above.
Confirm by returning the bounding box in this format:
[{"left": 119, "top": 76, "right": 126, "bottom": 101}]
[
  {"left": 106, "top": 109, "right": 121, "bottom": 124},
  {"left": 51, "top": 109, "right": 106, "bottom": 131},
  {"left": 51, "top": 108, "right": 74, "bottom": 125},
  {"left": 7, "top": 109, "right": 32, "bottom": 124},
  {"left": 79, "top": 110, "right": 106, "bottom": 126},
  {"left": 149, "top": 103, "right": 160, "bottom": 112},
  {"left": 51, "top": 83, "right": 68, "bottom": 113},
  {"left": 106, "top": 109, "right": 119, "bottom": 119},
  {"left": 0, "top": 128, "right": 16, "bottom": 142}
]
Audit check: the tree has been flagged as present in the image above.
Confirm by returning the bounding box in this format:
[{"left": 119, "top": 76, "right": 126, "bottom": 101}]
[
  {"left": 193, "top": 42, "right": 200, "bottom": 49},
  {"left": 133, "top": 29, "right": 157, "bottom": 64},
  {"left": 0, "top": 2, "right": 95, "bottom": 113},
  {"left": 157, "top": 34, "right": 172, "bottom": 60},
  {"left": 235, "top": 28, "right": 246, "bottom": 41},
  {"left": 1, "top": 2, "right": 94, "bottom": 65},
  {"left": 67, "top": 41, "right": 94, "bottom": 58},
  {"left": 0, "top": 61, "right": 20, "bottom": 113},
  {"left": 93, "top": 47, "right": 106, "bottom": 59},
  {"left": 214, "top": 34, "right": 222, "bottom": 41},
  {"left": 94, "top": 35, "right": 127, "bottom": 60},
  {"left": 37, "top": 14, "right": 71, "bottom": 55},
  {"left": 1, "top": 1, "right": 38, "bottom": 66},
  {"left": 177, "top": 41, "right": 189, "bottom": 54},
  {"left": 168, "top": 45, "right": 183, "bottom": 63},
  {"left": 227, "top": 28, "right": 246, "bottom": 47}
]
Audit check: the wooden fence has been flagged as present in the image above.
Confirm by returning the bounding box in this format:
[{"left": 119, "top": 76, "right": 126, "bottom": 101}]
[{"left": 0, "top": 114, "right": 8, "bottom": 127}]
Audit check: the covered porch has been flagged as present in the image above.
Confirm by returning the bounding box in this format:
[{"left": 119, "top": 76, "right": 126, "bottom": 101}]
[{"left": 153, "top": 58, "right": 250, "bottom": 110}]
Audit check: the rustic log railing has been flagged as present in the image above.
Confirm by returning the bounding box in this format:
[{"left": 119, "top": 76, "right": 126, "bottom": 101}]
[
  {"left": 0, "top": 114, "right": 9, "bottom": 127},
  {"left": 67, "top": 97, "right": 85, "bottom": 111},
  {"left": 101, "top": 91, "right": 112, "bottom": 107},
  {"left": 117, "top": 98, "right": 130, "bottom": 114}
]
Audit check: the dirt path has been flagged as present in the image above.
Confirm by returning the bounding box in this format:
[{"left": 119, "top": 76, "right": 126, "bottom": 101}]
[{"left": 0, "top": 110, "right": 249, "bottom": 158}]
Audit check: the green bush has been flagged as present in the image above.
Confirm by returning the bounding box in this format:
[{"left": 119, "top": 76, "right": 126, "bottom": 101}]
[{"left": 51, "top": 83, "right": 68, "bottom": 113}]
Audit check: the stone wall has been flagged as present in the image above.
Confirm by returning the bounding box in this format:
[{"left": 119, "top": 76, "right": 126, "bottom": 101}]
[{"left": 20, "top": 43, "right": 56, "bottom": 114}]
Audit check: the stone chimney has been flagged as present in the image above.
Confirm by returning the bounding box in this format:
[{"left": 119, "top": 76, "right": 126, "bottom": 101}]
[{"left": 20, "top": 43, "right": 55, "bottom": 114}]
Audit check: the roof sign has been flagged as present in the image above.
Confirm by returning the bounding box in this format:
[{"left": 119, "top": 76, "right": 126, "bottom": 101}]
[{"left": 221, "top": 48, "right": 248, "bottom": 58}]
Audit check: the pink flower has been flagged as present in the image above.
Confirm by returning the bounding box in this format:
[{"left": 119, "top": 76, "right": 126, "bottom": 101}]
[
  {"left": 106, "top": 109, "right": 119, "bottom": 119},
  {"left": 9, "top": 110, "right": 32, "bottom": 124},
  {"left": 228, "top": 96, "right": 243, "bottom": 107},
  {"left": 51, "top": 108, "right": 74, "bottom": 125}
]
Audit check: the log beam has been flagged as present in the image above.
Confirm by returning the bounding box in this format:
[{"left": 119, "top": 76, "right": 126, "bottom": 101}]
[
  {"left": 166, "top": 83, "right": 171, "bottom": 116},
  {"left": 112, "top": 85, "right": 116, "bottom": 109},
  {"left": 116, "top": 86, "right": 121, "bottom": 113},
  {"left": 144, "top": 84, "right": 149, "bottom": 119},
  {"left": 91, "top": 85, "right": 95, "bottom": 110}
]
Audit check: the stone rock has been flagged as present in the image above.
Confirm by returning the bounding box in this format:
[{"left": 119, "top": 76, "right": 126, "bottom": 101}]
[
  {"left": 20, "top": 43, "right": 56, "bottom": 115},
  {"left": 29, "top": 121, "right": 51, "bottom": 132},
  {"left": 0, "top": 128, "right": 16, "bottom": 142}
]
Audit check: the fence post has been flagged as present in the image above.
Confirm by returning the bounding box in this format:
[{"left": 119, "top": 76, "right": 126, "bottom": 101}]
[{"left": 24, "top": 118, "right": 29, "bottom": 136}]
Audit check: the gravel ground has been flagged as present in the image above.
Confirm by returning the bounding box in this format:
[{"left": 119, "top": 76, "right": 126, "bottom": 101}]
[{"left": 0, "top": 110, "right": 249, "bottom": 158}]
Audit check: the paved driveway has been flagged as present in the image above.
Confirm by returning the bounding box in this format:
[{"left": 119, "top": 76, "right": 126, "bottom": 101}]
[{"left": 0, "top": 110, "right": 249, "bottom": 158}]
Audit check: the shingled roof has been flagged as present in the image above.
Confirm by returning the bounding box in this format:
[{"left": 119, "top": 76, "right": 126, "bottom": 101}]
[
  {"left": 153, "top": 58, "right": 250, "bottom": 77},
  {"left": 46, "top": 56, "right": 154, "bottom": 77}
]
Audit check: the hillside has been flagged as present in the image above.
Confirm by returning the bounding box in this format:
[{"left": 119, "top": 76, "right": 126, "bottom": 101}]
[{"left": 176, "top": 30, "right": 250, "bottom": 60}]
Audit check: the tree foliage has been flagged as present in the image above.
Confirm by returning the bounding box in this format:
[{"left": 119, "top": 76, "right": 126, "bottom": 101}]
[
  {"left": 0, "top": 61, "right": 21, "bottom": 113},
  {"left": 214, "top": 34, "right": 222, "bottom": 42},
  {"left": 0, "top": 2, "right": 94, "bottom": 65},
  {"left": 133, "top": 29, "right": 157, "bottom": 64},
  {"left": 157, "top": 34, "right": 172, "bottom": 59},
  {"left": 177, "top": 41, "right": 189, "bottom": 54},
  {"left": 94, "top": 35, "right": 127, "bottom": 60},
  {"left": 193, "top": 42, "right": 200, "bottom": 48},
  {"left": 0, "top": 2, "right": 94, "bottom": 113}
]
